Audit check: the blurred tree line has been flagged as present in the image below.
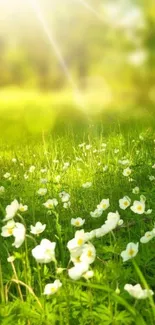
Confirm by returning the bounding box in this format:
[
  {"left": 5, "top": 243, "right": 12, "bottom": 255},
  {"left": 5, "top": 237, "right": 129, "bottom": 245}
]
[{"left": 0, "top": 0, "right": 155, "bottom": 107}]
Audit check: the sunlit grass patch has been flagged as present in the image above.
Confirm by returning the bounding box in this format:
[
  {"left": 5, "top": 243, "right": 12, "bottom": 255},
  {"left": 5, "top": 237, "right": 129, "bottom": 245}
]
[{"left": 0, "top": 88, "right": 154, "bottom": 144}]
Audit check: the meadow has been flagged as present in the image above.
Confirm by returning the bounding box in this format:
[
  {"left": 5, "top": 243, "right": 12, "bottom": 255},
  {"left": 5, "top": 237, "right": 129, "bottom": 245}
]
[
  {"left": 1, "top": 0, "right": 155, "bottom": 323},
  {"left": 0, "top": 100, "right": 155, "bottom": 325}
]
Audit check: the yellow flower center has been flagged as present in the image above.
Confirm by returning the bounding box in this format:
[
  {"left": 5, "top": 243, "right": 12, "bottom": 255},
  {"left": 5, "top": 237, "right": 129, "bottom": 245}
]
[
  {"left": 48, "top": 204, "right": 53, "bottom": 208},
  {"left": 45, "top": 249, "right": 52, "bottom": 255},
  {"left": 101, "top": 204, "right": 107, "bottom": 209},
  {"left": 124, "top": 201, "right": 129, "bottom": 206},
  {"left": 8, "top": 228, "right": 13, "bottom": 235},
  {"left": 77, "top": 238, "right": 84, "bottom": 246},
  {"left": 128, "top": 248, "right": 135, "bottom": 256},
  {"left": 87, "top": 250, "right": 92, "bottom": 257},
  {"left": 137, "top": 205, "right": 142, "bottom": 211},
  {"left": 75, "top": 221, "right": 80, "bottom": 226},
  {"left": 76, "top": 256, "right": 81, "bottom": 262}
]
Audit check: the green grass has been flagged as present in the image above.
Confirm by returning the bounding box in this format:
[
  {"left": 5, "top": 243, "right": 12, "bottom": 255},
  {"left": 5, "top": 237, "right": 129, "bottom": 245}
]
[
  {"left": 0, "top": 114, "right": 155, "bottom": 325},
  {"left": 0, "top": 88, "right": 154, "bottom": 143}
]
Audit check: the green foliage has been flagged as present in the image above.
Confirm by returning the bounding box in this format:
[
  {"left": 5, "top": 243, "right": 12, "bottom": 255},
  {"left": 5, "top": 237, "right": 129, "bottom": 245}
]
[{"left": 0, "top": 0, "right": 155, "bottom": 107}]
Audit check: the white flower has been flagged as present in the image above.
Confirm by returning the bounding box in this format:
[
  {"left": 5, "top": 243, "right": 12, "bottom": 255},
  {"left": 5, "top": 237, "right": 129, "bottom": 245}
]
[
  {"left": 114, "top": 149, "right": 119, "bottom": 154},
  {"left": 97, "top": 198, "right": 110, "bottom": 211},
  {"left": 80, "top": 243, "right": 96, "bottom": 265},
  {"left": 24, "top": 173, "right": 29, "bottom": 180},
  {"left": 53, "top": 159, "right": 59, "bottom": 164},
  {"left": 56, "top": 267, "right": 65, "bottom": 274},
  {"left": 59, "top": 191, "right": 70, "bottom": 202},
  {"left": 144, "top": 209, "right": 152, "bottom": 215},
  {"left": 99, "top": 148, "right": 106, "bottom": 153},
  {"left": 121, "top": 242, "right": 139, "bottom": 262},
  {"left": 67, "top": 230, "right": 87, "bottom": 252},
  {"left": 4, "top": 172, "right": 11, "bottom": 179},
  {"left": 83, "top": 270, "right": 94, "bottom": 280},
  {"left": 7, "top": 256, "right": 15, "bottom": 263},
  {"left": 130, "top": 200, "right": 145, "bottom": 214},
  {"left": 129, "top": 178, "right": 134, "bottom": 183},
  {"left": 63, "top": 162, "right": 70, "bottom": 170},
  {"left": 82, "top": 182, "right": 92, "bottom": 189},
  {"left": 86, "top": 145, "right": 92, "bottom": 150},
  {"left": 55, "top": 175, "right": 61, "bottom": 183},
  {"left": 118, "top": 219, "right": 124, "bottom": 226},
  {"left": 43, "top": 199, "right": 58, "bottom": 209},
  {"left": 63, "top": 201, "right": 71, "bottom": 209},
  {"left": 30, "top": 222, "right": 46, "bottom": 235},
  {"left": 90, "top": 208, "right": 103, "bottom": 218},
  {"left": 140, "top": 195, "right": 146, "bottom": 203},
  {"left": 124, "top": 284, "right": 154, "bottom": 299},
  {"left": 12, "top": 223, "right": 26, "bottom": 248},
  {"left": 1, "top": 220, "right": 25, "bottom": 248},
  {"left": 118, "top": 159, "right": 130, "bottom": 165},
  {"left": 40, "top": 178, "right": 48, "bottom": 184},
  {"left": 32, "top": 239, "right": 56, "bottom": 263},
  {"left": 0, "top": 186, "right": 5, "bottom": 194},
  {"left": 40, "top": 168, "right": 47, "bottom": 173},
  {"left": 75, "top": 157, "right": 82, "bottom": 162},
  {"left": 18, "top": 204, "right": 28, "bottom": 212},
  {"left": 78, "top": 142, "right": 85, "bottom": 148},
  {"left": 119, "top": 196, "right": 131, "bottom": 210},
  {"left": 123, "top": 167, "right": 132, "bottom": 177},
  {"left": 3, "top": 199, "right": 19, "bottom": 221},
  {"left": 92, "top": 211, "right": 123, "bottom": 239},
  {"left": 1, "top": 220, "right": 16, "bottom": 237},
  {"left": 140, "top": 231, "right": 154, "bottom": 244},
  {"left": 105, "top": 211, "right": 123, "bottom": 231},
  {"left": 95, "top": 227, "right": 109, "bottom": 238},
  {"left": 103, "top": 165, "right": 108, "bottom": 172},
  {"left": 68, "top": 262, "right": 89, "bottom": 280},
  {"left": 29, "top": 165, "right": 35, "bottom": 173},
  {"left": 12, "top": 158, "right": 17, "bottom": 163},
  {"left": 71, "top": 218, "right": 85, "bottom": 227},
  {"left": 87, "top": 230, "right": 96, "bottom": 240},
  {"left": 101, "top": 143, "right": 107, "bottom": 148},
  {"left": 152, "top": 164, "right": 155, "bottom": 169},
  {"left": 139, "top": 134, "right": 144, "bottom": 140},
  {"left": 37, "top": 188, "right": 47, "bottom": 196},
  {"left": 43, "top": 280, "right": 62, "bottom": 295},
  {"left": 132, "top": 186, "right": 140, "bottom": 194},
  {"left": 70, "top": 247, "right": 83, "bottom": 264},
  {"left": 149, "top": 175, "right": 155, "bottom": 181}
]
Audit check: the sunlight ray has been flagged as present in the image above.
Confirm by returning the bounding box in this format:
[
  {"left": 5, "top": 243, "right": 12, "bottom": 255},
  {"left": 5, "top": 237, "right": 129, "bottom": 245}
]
[
  {"left": 28, "top": 0, "right": 85, "bottom": 110},
  {"left": 73, "top": 0, "right": 104, "bottom": 22}
]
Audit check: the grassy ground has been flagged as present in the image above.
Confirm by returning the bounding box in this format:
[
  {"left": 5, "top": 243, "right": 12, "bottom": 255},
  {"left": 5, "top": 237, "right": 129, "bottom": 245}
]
[
  {"left": 0, "top": 88, "right": 154, "bottom": 142},
  {"left": 0, "top": 100, "right": 155, "bottom": 324}
]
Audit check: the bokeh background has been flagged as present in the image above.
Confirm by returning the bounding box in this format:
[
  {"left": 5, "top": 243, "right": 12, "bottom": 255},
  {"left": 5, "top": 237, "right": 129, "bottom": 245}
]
[{"left": 0, "top": 0, "right": 155, "bottom": 141}]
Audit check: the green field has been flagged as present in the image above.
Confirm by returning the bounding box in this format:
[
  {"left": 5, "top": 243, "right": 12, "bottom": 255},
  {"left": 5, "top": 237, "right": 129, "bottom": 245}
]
[
  {"left": 0, "top": 106, "right": 155, "bottom": 325},
  {"left": 1, "top": 0, "right": 155, "bottom": 323}
]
